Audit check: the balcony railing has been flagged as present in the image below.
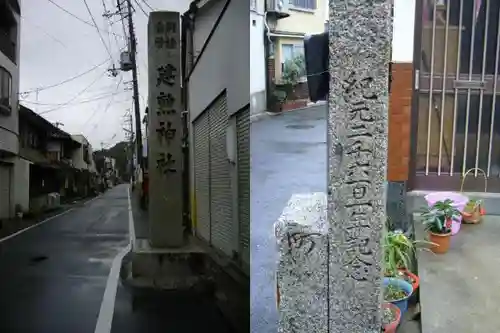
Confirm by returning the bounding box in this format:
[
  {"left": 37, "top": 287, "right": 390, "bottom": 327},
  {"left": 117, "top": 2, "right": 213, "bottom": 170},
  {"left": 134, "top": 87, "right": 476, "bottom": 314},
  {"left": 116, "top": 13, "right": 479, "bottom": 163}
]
[{"left": 0, "top": 29, "right": 16, "bottom": 63}]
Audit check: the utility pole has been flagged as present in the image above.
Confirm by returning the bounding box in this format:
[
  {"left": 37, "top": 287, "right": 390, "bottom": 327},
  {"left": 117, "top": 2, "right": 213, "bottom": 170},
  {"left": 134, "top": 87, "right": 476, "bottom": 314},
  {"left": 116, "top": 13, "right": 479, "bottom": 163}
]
[{"left": 122, "top": 0, "right": 144, "bottom": 176}]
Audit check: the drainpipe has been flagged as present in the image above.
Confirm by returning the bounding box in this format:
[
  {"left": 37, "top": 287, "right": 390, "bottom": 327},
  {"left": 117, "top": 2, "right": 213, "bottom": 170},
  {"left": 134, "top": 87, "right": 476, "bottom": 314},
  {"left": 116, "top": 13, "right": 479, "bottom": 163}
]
[{"left": 263, "top": 0, "right": 271, "bottom": 110}]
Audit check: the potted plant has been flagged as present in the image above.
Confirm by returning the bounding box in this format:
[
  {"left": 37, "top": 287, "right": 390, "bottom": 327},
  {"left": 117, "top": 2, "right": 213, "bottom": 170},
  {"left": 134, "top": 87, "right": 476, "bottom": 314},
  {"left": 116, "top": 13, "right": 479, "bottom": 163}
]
[
  {"left": 381, "top": 302, "right": 401, "bottom": 333},
  {"left": 268, "top": 89, "right": 287, "bottom": 113},
  {"left": 383, "top": 277, "right": 413, "bottom": 315},
  {"left": 461, "top": 199, "right": 485, "bottom": 224},
  {"left": 383, "top": 229, "right": 427, "bottom": 292},
  {"left": 421, "top": 199, "right": 461, "bottom": 254}
]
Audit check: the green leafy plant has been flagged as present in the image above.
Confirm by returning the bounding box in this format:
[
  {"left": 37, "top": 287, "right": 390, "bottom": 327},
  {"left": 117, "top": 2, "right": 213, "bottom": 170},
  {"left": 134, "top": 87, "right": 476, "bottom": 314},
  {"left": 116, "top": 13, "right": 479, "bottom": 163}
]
[
  {"left": 421, "top": 199, "right": 461, "bottom": 234},
  {"left": 384, "top": 284, "right": 407, "bottom": 302},
  {"left": 464, "top": 199, "right": 482, "bottom": 213},
  {"left": 383, "top": 228, "right": 433, "bottom": 277},
  {"left": 281, "top": 54, "right": 306, "bottom": 87}
]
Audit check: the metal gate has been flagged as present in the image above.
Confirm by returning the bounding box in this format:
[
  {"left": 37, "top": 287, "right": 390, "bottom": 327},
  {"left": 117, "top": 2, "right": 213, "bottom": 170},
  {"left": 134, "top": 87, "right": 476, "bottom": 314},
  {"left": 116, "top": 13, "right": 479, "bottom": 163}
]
[
  {"left": 193, "top": 111, "right": 211, "bottom": 243},
  {"left": 193, "top": 92, "right": 234, "bottom": 256},
  {"left": 0, "top": 165, "right": 11, "bottom": 219},
  {"left": 413, "top": 0, "right": 500, "bottom": 191},
  {"left": 209, "top": 93, "right": 234, "bottom": 256},
  {"left": 236, "top": 106, "right": 250, "bottom": 270}
]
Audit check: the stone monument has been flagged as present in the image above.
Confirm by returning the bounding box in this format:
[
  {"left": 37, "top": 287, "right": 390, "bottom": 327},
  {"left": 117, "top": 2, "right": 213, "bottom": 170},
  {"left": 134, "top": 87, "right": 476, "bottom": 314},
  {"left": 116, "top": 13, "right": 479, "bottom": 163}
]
[
  {"left": 275, "top": 193, "right": 328, "bottom": 333},
  {"left": 328, "top": 0, "right": 392, "bottom": 332},
  {"left": 147, "top": 12, "right": 184, "bottom": 248}
]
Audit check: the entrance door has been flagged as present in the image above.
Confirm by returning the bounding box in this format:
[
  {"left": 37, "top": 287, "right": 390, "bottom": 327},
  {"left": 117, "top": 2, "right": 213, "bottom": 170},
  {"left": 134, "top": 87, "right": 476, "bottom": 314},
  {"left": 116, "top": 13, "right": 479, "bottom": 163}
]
[{"left": 414, "top": 0, "right": 500, "bottom": 191}]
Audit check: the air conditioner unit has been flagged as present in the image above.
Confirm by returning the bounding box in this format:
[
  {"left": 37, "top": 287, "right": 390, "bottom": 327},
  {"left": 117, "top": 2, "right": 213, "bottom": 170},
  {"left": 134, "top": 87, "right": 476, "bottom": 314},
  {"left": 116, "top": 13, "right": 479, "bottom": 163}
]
[{"left": 266, "top": 0, "right": 290, "bottom": 19}]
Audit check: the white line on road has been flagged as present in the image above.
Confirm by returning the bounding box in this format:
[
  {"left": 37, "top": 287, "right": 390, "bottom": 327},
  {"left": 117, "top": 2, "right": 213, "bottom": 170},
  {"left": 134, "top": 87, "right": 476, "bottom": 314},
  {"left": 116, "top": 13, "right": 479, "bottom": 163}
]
[
  {"left": 94, "top": 185, "right": 134, "bottom": 333},
  {"left": 0, "top": 208, "right": 74, "bottom": 244},
  {"left": 94, "top": 243, "right": 130, "bottom": 333},
  {"left": 0, "top": 194, "right": 102, "bottom": 244}
]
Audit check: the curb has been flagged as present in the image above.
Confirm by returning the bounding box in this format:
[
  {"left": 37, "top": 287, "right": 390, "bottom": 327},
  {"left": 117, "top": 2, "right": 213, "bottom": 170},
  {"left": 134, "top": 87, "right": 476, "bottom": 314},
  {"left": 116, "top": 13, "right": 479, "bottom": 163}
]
[{"left": 250, "top": 101, "right": 327, "bottom": 123}]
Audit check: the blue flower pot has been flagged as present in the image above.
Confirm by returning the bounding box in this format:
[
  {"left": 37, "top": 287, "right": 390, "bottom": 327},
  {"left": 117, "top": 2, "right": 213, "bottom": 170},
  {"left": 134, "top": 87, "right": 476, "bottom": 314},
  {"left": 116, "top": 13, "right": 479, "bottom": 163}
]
[{"left": 383, "top": 277, "right": 413, "bottom": 315}]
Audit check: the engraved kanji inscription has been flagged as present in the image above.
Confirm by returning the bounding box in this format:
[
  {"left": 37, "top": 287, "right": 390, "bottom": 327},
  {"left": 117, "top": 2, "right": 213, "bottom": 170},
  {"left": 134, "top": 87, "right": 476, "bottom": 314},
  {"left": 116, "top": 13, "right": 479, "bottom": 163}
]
[
  {"left": 154, "top": 36, "right": 177, "bottom": 49},
  {"left": 155, "top": 21, "right": 176, "bottom": 34},
  {"left": 156, "top": 91, "right": 175, "bottom": 108},
  {"left": 156, "top": 121, "right": 176, "bottom": 143},
  {"left": 156, "top": 64, "right": 177, "bottom": 87},
  {"left": 156, "top": 152, "right": 177, "bottom": 174}
]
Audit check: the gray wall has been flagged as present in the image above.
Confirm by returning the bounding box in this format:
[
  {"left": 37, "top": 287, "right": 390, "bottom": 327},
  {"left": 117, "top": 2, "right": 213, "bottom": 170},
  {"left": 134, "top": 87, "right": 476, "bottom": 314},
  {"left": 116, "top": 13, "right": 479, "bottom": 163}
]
[
  {"left": 0, "top": 8, "right": 20, "bottom": 156},
  {"left": 189, "top": 0, "right": 250, "bottom": 120}
]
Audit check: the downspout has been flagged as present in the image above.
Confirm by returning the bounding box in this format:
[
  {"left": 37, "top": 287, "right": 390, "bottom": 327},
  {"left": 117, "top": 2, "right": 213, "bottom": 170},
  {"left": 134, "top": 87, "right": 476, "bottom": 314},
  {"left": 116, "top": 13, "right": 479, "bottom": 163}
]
[{"left": 263, "top": 0, "right": 272, "bottom": 110}]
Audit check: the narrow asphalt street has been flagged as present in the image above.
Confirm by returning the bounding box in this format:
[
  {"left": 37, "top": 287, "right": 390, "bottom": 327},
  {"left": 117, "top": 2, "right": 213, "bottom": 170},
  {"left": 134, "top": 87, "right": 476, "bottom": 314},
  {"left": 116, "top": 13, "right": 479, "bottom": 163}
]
[
  {"left": 251, "top": 105, "right": 327, "bottom": 333},
  {"left": 0, "top": 185, "right": 129, "bottom": 333}
]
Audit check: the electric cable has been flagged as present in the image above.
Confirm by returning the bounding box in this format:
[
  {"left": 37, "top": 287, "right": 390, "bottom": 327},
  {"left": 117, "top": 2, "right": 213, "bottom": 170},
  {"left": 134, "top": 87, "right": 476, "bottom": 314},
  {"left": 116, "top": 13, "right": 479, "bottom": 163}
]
[
  {"left": 83, "top": 75, "right": 124, "bottom": 131},
  {"left": 83, "top": 0, "right": 115, "bottom": 61},
  {"left": 46, "top": 0, "right": 125, "bottom": 39},
  {"left": 141, "top": 0, "right": 155, "bottom": 11},
  {"left": 133, "top": 0, "right": 148, "bottom": 17}
]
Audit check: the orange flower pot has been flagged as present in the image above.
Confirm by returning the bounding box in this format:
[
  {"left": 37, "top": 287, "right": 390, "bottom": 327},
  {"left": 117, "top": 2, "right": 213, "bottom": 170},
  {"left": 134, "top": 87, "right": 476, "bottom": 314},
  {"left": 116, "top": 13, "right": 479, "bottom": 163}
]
[
  {"left": 428, "top": 231, "right": 452, "bottom": 254},
  {"left": 398, "top": 268, "right": 420, "bottom": 292}
]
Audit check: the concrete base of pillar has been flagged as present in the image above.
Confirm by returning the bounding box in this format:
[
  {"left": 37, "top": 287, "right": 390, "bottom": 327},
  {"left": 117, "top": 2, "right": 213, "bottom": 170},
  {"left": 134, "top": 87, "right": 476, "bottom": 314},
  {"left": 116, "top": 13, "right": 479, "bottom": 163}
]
[{"left": 122, "top": 236, "right": 249, "bottom": 332}]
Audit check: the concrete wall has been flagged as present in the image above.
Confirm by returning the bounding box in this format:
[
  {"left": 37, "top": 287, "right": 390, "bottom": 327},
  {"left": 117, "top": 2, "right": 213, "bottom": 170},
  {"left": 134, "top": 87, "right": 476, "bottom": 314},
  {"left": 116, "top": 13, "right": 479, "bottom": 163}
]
[
  {"left": 0, "top": 7, "right": 20, "bottom": 156},
  {"left": 188, "top": 0, "right": 250, "bottom": 120},
  {"left": 13, "top": 157, "right": 30, "bottom": 212},
  {"left": 70, "top": 134, "right": 95, "bottom": 171},
  {"left": 193, "top": 0, "right": 226, "bottom": 62},
  {"left": 250, "top": 0, "right": 266, "bottom": 115},
  {"left": 275, "top": 0, "right": 326, "bottom": 34}
]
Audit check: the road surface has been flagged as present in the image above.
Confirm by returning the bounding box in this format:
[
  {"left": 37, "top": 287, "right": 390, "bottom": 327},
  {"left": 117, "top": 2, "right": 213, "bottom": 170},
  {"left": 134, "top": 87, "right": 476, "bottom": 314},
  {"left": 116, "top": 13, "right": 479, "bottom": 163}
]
[
  {"left": 250, "top": 105, "right": 327, "bottom": 333},
  {"left": 0, "top": 185, "right": 129, "bottom": 333}
]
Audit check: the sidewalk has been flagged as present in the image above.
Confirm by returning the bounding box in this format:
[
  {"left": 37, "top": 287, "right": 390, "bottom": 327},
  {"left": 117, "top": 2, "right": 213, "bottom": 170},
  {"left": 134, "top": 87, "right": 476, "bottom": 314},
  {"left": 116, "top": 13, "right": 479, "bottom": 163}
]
[
  {"left": 0, "top": 194, "right": 99, "bottom": 240},
  {"left": 250, "top": 101, "right": 327, "bottom": 123}
]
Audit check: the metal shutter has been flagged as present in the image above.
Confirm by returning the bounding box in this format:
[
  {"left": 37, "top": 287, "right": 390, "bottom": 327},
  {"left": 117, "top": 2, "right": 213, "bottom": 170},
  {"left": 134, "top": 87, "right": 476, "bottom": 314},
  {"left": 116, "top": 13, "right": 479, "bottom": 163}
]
[
  {"left": 0, "top": 165, "right": 11, "bottom": 219},
  {"left": 236, "top": 106, "right": 250, "bottom": 268},
  {"left": 193, "top": 111, "right": 211, "bottom": 243},
  {"left": 209, "top": 93, "right": 234, "bottom": 256}
]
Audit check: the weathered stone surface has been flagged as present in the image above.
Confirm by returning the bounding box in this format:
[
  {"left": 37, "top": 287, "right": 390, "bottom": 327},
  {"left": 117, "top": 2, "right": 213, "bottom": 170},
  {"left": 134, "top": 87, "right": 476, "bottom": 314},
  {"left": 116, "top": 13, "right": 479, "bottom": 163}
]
[
  {"left": 147, "top": 12, "right": 184, "bottom": 247},
  {"left": 328, "top": 0, "right": 392, "bottom": 331},
  {"left": 274, "top": 193, "right": 328, "bottom": 333}
]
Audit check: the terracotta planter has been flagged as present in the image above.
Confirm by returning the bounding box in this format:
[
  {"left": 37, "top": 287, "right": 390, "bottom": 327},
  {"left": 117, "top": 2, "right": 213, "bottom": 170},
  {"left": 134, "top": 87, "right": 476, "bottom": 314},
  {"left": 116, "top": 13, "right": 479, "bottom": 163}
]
[
  {"left": 382, "top": 302, "right": 401, "bottom": 333},
  {"left": 428, "top": 231, "right": 452, "bottom": 254},
  {"left": 398, "top": 268, "right": 419, "bottom": 292}
]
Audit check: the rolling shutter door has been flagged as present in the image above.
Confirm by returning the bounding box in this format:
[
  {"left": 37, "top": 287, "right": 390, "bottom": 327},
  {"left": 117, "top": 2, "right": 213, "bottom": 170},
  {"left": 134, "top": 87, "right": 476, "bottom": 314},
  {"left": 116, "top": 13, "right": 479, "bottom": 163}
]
[
  {"left": 193, "top": 111, "right": 211, "bottom": 243},
  {"left": 209, "top": 93, "right": 234, "bottom": 256},
  {"left": 236, "top": 106, "right": 250, "bottom": 268},
  {"left": 0, "top": 165, "right": 11, "bottom": 219}
]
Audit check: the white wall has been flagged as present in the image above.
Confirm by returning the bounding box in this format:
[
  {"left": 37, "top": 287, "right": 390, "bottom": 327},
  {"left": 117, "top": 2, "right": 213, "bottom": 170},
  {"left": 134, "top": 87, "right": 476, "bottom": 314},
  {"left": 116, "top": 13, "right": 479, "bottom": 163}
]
[
  {"left": 71, "top": 134, "right": 95, "bottom": 171},
  {"left": 392, "top": 0, "right": 416, "bottom": 62},
  {"left": 250, "top": 8, "right": 266, "bottom": 115},
  {"left": 13, "top": 157, "right": 30, "bottom": 212},
  {"left": 189, "top": 0, "right": 250, "bottom": 120}
]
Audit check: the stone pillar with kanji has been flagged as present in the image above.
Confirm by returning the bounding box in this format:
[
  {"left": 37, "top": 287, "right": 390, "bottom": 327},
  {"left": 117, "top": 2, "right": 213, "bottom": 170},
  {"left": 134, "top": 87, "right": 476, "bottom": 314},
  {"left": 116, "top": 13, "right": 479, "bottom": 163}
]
[{"left": 147, "top": 11, "right": 184, "bottom": 248}]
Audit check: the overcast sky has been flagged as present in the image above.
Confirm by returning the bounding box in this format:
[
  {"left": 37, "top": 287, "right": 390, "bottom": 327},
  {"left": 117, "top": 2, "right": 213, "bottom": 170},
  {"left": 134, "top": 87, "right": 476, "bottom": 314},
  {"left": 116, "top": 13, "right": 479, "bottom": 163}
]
[
  {"left": 19, "top": 0, "right": 416, "bottom": 149},
  {"left": 19, "top": 0, "right": 190, "bottom": 149}
]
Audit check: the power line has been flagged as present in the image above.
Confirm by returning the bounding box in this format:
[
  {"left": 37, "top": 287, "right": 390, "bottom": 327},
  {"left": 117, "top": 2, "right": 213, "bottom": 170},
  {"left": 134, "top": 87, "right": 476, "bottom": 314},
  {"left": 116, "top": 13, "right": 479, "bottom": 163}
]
[
  {"left": 141, "top": 0, "right": 155, "bottom": 11},
  {"left": 19, "top": 58, "right": 110, "bottom": 94},
  {"left": 37, "top": 90, "right": 128, "bottom": 115},
  {"left": 133, "top": 0, "right": 148, "bottom": 17},
  {"left": 20, "top": 16, "right": 67, "bottom": 49},
  {"left": 84, "top": 75, "right": 124, "bottom": 131},
  {"left": 46, "top": 0, "right": 125, "bottom": 39},
  {"left": 83, "top": 0, "right": 114, "bottom": 61},
  {"left": 19, "top": 46, "right": 127, "bottom": 95},
  {"left": 22, "top": 69, "right": 107, "bottom": 110}
]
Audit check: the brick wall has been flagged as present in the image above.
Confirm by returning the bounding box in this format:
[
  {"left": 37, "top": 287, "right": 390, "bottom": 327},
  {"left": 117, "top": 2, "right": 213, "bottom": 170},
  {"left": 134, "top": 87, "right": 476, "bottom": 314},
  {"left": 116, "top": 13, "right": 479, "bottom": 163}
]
[{"left": 388, "top": 62, "right": 413, "bottom": 182}]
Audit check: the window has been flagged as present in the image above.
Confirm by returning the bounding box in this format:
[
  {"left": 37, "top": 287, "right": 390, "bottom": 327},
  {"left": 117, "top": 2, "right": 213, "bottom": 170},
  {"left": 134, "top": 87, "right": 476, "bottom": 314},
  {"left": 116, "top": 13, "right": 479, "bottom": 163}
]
[
  {"left": 0, "top": 66, "right": 12, "bottom": 114},
  {"left": 281, "top": 43, "right": 305, "bottom": 64},
  {"left": 290, "top": 0, "right": 316, "bottom": 10},
  {"left": 250, "top": 0, "right": 257, "bottom": 10}
]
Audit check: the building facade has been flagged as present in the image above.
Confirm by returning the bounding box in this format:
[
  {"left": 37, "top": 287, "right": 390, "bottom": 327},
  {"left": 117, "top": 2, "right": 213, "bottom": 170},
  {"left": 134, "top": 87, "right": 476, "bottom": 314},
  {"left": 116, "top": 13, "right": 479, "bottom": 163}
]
[
  {"left": 0, "top": 0, "right": 20, "bottom": 219},
  {"left": 270, "top": 0, "right": 326, "bottom": 81},
  {"left": 250, "top": 0, "right": 267, "bottom": 116},
  {"left": 183, "top": 0, "right": 250, "bottom": 274}
]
